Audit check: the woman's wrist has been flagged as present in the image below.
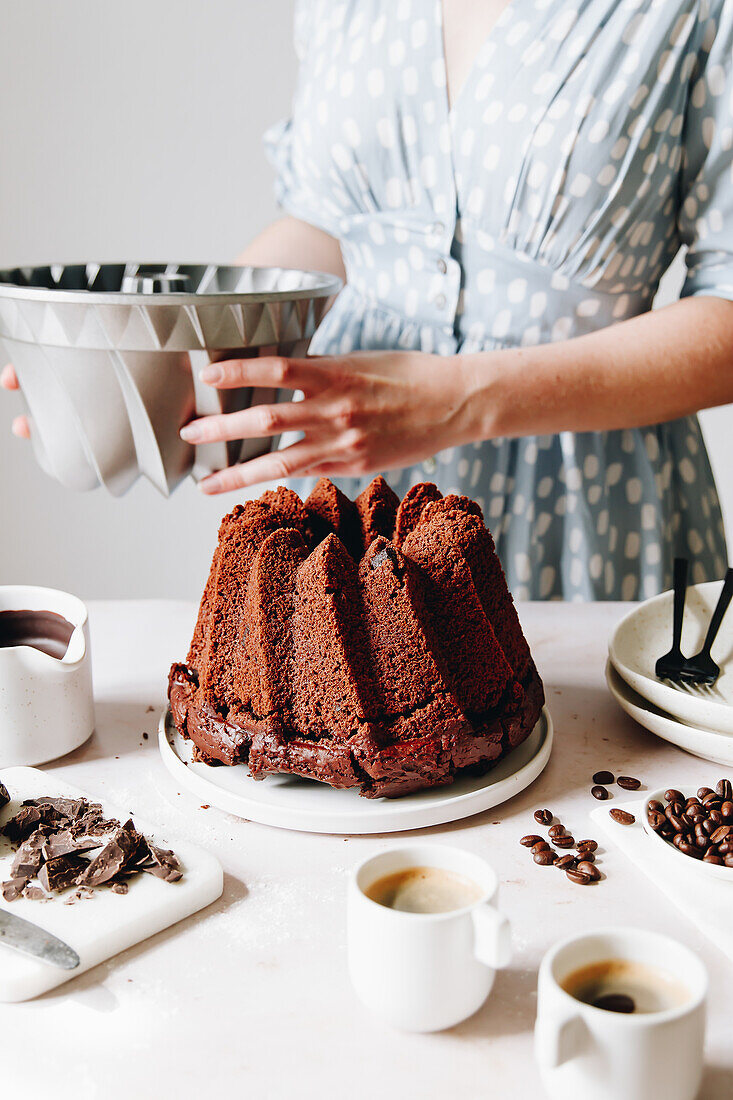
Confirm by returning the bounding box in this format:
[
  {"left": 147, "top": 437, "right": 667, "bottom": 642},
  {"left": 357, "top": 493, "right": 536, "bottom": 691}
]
[{"left": 454, "top": 348, "right": 517, "bottom": 445}]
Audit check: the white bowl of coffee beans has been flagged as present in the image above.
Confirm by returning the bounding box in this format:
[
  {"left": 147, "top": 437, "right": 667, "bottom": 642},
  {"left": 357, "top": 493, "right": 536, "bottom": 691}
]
[{"left": 643, "top": 780, "right": 733, "bottom": 882}]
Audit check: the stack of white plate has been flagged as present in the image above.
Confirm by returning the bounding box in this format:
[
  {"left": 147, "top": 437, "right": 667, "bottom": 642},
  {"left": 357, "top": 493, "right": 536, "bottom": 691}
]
[{"left": 607, "top": 580, "right": 733, "bottom": 767}]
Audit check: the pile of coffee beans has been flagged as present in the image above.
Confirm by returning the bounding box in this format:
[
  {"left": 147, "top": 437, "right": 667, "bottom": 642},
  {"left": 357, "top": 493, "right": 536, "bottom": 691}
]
[
  {"left": 521, "top": 810, "right": 602, "bottom": 885},
  {"left": 646, "top": 780, "right": 733, "bottom": 866},
  {"left": 590, "top": 771, "right": 641, "bottom": 800}
]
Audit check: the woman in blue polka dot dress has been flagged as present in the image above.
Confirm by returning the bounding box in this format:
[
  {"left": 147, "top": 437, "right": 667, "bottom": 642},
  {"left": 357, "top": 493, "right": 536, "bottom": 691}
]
[{"left": 7, "top": 1, "right": 733, "bottom": 599}]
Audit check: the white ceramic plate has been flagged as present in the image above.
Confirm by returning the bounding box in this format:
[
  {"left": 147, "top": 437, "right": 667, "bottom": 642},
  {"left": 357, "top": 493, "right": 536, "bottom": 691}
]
[
  {"left": 641, "top": 787, "right": 733, "bottom": 884},
  {"left": 606, "top": 661, "right": 733, "bottom": 767},
  {"left": 608, "top": 581, "right": 733, "bottom": 735},
  {"left": 158, "top": 706, "right": 553, "bottom": 835}
]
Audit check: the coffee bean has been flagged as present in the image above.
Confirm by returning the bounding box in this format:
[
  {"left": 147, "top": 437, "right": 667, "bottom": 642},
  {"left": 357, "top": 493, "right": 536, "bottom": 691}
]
[
  {"left": 673, "top": 833, "right": 686, "bottom": 849},
  {"left": 721, "top": 801, "right": 733, "bottom": 821},
  {"left": 698, "top": 787, "right": 714, "bottom": 800},
  {"left": 609, "top": 808, "right": 635, "bottom": 825},
  {"left": 702, "top": 792, "right": 721, "bottom": 808},
  {"left": 703, "top": 852, "right": 724, "bottom": 865},
  {"left": 668, "top": 813, "right": 687, "bottom": 833},
  {"left": 648, "top": 800, "right": 665, "bottom": 813},
  {"left": 725, "top": 854, "right": 733, "bottom": 868},
  {"left": 617, "top": 776, "right": 641, "bottom": 791},
  {"left": 716, "top": 779, "right": 732, "bottom": 801},
  {"left": 566, "top": 868, "right": 594, "bottom": 885},
  {"left": 710, "top": 809, "right": 724, "bottom": 824},
  {"left": 685, "top": 796, "right": 701, "bottom": 807},
  {"left": 532, "top": 840, "right": 551, "bottom": 854},
  {"left": 520, "top": 835, "right": 543, "bottom": 847},
  {"left": 576, "top": 860, "right": 601, "bottom": 880},
  {"left": 593, "top": 993, "right": 635, "bottom": 1014},
  {"left": 554, "top": 835, "right": 576, "bottom": 848},
  {"left": 678, "top": 840, "right": 703, "bottom": 859},
  {"left": 647, "top": 810, "right": 666, "bottom": 830},
  {"left": 576, "top": 839, "right": 598, "bottom": 853},
  {"left": 665, "top": 789, "right": 685, "bottom": 805},
  {"left": 555, "top": 854, "right": 577, "bottom": 870},
  {"left": 576, "top": 850, "right": 595, "bottom": 863},
  {"left": 710, "top": 825, "right": 733, "bottom": 845},
  {"left": 592, "top": 770, "right": 614, "bottom": 785},
  {"left": 591, "top": 785, "right": 610, "bottom": 800},
  {"left": 548, "top": 824, "right": 566, "bottom": 839},
  {"left": 702, "top": 818, "right": 715, "bottom": 836},
  {"left": 718, "top": 840, "right": 733, "bottom": 856},
  {"left": 534, "top": 850, "right": 557, "bottom": 866},
  {"left": 534, "top": 809, "right": 553, "bottom": 825}
]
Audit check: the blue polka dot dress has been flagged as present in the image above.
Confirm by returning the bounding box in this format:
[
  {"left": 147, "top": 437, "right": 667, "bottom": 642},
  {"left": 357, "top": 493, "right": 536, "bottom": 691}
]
[{"left": 264, "top": 0, "right": 733, "bottom": 599}]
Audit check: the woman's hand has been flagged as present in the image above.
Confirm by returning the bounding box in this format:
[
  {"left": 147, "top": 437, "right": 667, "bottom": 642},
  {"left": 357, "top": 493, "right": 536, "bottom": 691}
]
[
  {"left": 0, "top": 365, "right": 30, "bottom": 438},
  {"left": 180, "top": 351, "right": 478, "bottom": 494}
]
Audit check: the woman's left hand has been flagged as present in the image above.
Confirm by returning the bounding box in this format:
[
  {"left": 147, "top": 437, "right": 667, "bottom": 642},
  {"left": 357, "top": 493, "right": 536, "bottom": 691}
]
[{"left": 180, "top": 351, "right": 476, "bottom": 493}]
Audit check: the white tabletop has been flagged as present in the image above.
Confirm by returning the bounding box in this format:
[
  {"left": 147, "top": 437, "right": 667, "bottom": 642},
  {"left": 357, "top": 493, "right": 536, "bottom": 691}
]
[{"left": 2, "top": 600, "right": 732, "bottom": 1099}]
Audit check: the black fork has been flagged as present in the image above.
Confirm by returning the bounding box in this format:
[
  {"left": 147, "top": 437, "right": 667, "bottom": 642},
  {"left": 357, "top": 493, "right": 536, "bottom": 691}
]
[
  {"left": 655, "top": 557, "right": 689, "bottom": 682},
  {"left": 678, "top": 568, "right": 733, "bottom": 686}
]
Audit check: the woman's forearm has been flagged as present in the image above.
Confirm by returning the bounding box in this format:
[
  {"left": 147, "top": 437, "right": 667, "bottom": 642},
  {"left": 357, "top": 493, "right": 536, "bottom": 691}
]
[
  {"left": 465, "top": 296, "right": 733, "bottom": 441},
  {"left": 237, "top": 216, "right": 346, "bottom": 281}
]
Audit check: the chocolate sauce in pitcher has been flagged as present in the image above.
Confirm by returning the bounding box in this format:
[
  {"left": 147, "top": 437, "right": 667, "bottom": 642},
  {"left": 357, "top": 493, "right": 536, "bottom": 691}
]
[{"left": 0, "top": 610, "right": 75, "bottom": 659}]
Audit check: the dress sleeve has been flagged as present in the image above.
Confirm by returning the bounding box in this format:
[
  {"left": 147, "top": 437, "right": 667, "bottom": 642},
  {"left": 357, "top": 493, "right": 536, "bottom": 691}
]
[
  {"left": 262, "top": 0, "right": 344, "bottom": 239},
  {"left": 679, "top": 6, "right": 733, "bottom": 303}
]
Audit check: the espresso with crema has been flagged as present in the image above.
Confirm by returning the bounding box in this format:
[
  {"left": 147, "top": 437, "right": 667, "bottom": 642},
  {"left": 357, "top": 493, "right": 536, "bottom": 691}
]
[
  {"left": 562, "top": 959, "right": 690, "bottom": 1014},
  {"left": 365, "top": 866, "right": 483, "bottom": 913}
]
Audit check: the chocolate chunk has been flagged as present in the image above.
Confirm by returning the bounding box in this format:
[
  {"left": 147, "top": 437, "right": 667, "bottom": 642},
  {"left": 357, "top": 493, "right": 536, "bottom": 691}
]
[
  {"left": 38, "top": 855, "right": 86, "bottom": 893},
  {"left": 110, "top": 882, "right": 129, "bottom": 895},
  {"left": 42, "top": 826, "right": 107, "bottom": 860},
  {"left": 0, "top": 782, "right": 9, "bottom": 809},
  {"left": 4, "top": 805, "right": 42, "bottom": 843},
  {"left": 145, "top": 844, "right": 183, "bottom": 883},
  {"left": 2, "top": 877, "right": 27, "bottom": 902},
  {"left": 10, "top": 838, "right": 44, "bottom": 879},
  {"left": 23, "top": 886, "right": 47, "bottom": 901}
]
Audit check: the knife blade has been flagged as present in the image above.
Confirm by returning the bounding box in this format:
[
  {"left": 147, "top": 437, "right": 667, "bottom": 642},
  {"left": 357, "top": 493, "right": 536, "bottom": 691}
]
[{"left": 0, "top": 909, "right": 79, "bottom": 970}]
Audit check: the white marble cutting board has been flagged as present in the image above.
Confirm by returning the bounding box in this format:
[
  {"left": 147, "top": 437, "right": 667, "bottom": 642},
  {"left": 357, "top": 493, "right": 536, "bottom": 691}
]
[{"left": 0, "top": 766, "right": 223, "bottom": 1001}]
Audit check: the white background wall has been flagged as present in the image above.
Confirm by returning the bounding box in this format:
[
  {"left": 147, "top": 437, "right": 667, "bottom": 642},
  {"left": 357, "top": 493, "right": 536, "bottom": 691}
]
[{"left": 1, "top": 0, "right": 731, "bottom": 600}]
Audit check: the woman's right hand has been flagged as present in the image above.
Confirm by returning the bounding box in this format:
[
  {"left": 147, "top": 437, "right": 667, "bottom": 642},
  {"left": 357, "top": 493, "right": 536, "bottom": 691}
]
[{"left": 1, "top": 365, "right": 30, "bottom": 438}]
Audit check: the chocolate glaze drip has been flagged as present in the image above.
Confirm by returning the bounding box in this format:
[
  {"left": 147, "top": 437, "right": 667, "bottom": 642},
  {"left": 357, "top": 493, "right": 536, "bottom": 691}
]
[{"left": 0, "top": 610, "right": 74, "bottom": 659}]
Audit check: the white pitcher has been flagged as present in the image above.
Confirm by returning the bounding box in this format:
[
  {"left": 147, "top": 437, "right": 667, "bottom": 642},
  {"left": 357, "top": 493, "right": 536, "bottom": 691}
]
[{"left": 0, "top": 585, "right": 94, "bottom": 766}]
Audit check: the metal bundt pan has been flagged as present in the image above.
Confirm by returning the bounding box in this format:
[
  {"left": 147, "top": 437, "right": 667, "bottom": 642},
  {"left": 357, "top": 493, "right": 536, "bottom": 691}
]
[{"left": 0, "top": 263, "right": 341, "bottom": 496}]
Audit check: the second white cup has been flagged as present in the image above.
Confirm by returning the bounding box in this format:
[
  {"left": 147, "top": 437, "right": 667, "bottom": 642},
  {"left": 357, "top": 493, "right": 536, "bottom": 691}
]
[{"left": 347, "top": 843, "right": 511, "bottom": 1032}]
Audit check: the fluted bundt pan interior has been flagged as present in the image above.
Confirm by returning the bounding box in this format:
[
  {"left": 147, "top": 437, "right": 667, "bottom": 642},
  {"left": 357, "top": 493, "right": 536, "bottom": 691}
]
[
  {"left": 0, "top": 263, "right": 341, "bottom": 496},
  {"left": 169, "top": 478, "right": 545, "bottom": 798}
]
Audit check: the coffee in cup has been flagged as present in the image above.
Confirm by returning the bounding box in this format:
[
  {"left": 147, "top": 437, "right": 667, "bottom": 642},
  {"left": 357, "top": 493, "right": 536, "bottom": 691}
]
[
  {"left": 364, "top": 866, "right": 483, "bottom": 914},
  {"left": 562, "top": 958, "right": 690, "bottom": 1015}
]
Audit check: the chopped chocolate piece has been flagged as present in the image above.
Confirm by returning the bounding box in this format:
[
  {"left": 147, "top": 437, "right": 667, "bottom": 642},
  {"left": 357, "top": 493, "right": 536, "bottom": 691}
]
[
  {"left": 4, "top": 805, "right": 42, "bottom": 843},
  {"left": 2, "top": 877, "right": 27, "bottom": 902},
  {"left": 111, "top": 882, "right": 129, "bottom": 895},
  {"left": 145, "top": 844, "right": 183, "bottom": 883},
  {"left": 23, "top": 886, "right": 47, "bottom": 901},
  {"left": 78, "top": 820, "right": 142, "bottom": 887},
  {"left": 10, "top": 838, "right": 43, "bottom": 879},
  {"left": 42, "top": 828, "right": 105, "bottom": 860},
  {"left": 38, "top": 855, "right": 86, "bottom": 893},
  {"left": 0, "top": 782, "right": 9, "bottom": 810}
]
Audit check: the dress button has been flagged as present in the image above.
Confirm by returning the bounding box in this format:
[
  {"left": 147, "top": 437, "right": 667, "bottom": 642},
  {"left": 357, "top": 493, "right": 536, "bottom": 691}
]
[
  {"left": 434, "top": 293, "right": 447, "bottom": 309},
  {"left": 436, "top": 258, "right": 447, "bottom": 274}
]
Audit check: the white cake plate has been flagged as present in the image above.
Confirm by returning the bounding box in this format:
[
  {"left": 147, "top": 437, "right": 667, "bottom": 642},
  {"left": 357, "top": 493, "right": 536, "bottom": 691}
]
[{"left": 158, "top": 706, "right": 553, "bottom": 835}]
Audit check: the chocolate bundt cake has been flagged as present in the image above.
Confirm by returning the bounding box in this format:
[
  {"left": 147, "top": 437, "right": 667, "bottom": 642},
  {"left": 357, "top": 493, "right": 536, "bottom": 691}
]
[{"left": 168, "top": 478, "right": 544, "bottom": 798}]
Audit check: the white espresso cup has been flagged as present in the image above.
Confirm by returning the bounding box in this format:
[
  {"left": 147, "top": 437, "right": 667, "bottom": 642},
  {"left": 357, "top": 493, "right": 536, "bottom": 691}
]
[
  {"left": 0, "top": 585, "right": 94, "bottom": 766},
  {"left": 535, "top": 926, "right": 707, "bottom": 1100},
  {"left": 347, "top": 844, "right": 511, "bottom": 1032}
]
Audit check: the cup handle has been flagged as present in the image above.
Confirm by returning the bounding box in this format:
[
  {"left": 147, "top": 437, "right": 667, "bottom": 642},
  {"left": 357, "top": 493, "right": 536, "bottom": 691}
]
[
  {"left": 535, "top": 1005, "right": 588, "bottom": 1069},
  {"left": 471, "top": 902, "right": 512, "bottom": 969}
]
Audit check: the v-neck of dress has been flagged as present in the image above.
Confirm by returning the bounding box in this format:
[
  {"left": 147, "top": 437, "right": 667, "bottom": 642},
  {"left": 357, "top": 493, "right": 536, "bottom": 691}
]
[{"left": 437, "top": 0, "right": 520, "bottom": 120}]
